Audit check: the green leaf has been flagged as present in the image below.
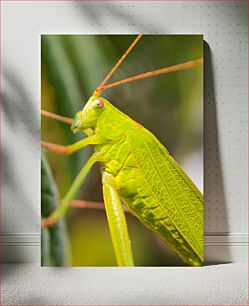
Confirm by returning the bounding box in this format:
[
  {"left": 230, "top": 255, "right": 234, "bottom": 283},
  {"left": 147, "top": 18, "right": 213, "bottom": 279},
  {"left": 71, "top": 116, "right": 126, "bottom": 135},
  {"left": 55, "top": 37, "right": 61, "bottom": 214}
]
[
  {"left": 41, "top": 35, "right": 88, "bottom": 183},
  {"left": 41, "top": 152, "right": 71, "bottom": 266}
]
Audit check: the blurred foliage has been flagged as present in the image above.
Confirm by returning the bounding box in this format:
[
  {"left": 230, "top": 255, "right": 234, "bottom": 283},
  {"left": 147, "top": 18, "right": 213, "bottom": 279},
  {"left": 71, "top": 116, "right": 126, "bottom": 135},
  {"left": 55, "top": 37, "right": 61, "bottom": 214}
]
[
  {"left": 41, "top": 153, "right": 70, "bottom": 266},
  {"left": 41, "top": 35, "right": 203, "bottom": 266}
]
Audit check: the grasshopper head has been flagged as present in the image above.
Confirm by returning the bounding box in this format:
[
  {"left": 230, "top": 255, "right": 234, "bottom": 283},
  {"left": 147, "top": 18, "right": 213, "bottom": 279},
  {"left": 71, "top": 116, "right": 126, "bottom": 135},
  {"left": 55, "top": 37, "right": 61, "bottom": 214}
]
[{"left": 71, "top": 96, "right": 106, "bottom": 133}]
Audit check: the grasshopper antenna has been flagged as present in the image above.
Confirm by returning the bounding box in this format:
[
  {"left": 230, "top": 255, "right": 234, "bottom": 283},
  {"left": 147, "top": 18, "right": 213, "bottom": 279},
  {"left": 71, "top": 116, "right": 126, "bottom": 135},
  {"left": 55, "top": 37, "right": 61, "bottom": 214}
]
[
  {"left": 93, "top": 34, "right": 142, "bottom": 97},
  {"left": 100, "top": 59, "right": 203, "bottom": 92}
]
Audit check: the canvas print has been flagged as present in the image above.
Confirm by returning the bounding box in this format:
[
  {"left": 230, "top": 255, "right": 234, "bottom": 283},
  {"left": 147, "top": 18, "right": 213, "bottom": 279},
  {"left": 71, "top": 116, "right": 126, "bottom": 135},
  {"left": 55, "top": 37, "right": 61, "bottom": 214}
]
[{"left": 41, "top": 34, "right": 203, "bottom": 267}]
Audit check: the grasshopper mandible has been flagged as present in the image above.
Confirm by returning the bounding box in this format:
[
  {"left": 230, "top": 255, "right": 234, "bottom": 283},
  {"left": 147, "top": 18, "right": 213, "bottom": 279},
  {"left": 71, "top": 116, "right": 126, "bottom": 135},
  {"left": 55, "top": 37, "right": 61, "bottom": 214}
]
[{"left": 42, "top": 35, "right": 203, "bottom": 267}]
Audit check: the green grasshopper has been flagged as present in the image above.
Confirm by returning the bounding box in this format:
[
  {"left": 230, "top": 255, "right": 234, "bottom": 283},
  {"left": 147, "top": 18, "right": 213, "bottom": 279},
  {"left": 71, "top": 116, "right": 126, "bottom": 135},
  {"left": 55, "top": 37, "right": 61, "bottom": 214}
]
[{"left": 42, "top": 35, "right": 203, "bottom": 267}]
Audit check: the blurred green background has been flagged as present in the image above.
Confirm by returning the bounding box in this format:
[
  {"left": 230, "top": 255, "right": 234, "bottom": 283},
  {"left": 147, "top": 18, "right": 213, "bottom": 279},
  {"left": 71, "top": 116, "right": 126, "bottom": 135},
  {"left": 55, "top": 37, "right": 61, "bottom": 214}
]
[{"left": 41, "top": 35, "right": 203, "bottom": 266}]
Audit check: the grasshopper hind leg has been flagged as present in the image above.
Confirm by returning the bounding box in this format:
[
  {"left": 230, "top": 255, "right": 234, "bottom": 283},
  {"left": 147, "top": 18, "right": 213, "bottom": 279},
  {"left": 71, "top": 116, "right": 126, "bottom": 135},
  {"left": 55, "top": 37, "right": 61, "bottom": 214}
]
[{"left": 102, "top": 171, "right": 134, "bottom": 267}]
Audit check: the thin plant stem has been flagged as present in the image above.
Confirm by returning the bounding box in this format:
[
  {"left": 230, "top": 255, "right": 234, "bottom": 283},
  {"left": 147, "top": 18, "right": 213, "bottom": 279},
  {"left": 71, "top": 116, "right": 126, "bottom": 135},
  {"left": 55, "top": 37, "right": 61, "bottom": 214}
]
[
  {"left": 42, "top": 200, "right": 129, "bottom": 228},
  {"left": 41, "top": 110, "right": 73, "bottom": 124}
]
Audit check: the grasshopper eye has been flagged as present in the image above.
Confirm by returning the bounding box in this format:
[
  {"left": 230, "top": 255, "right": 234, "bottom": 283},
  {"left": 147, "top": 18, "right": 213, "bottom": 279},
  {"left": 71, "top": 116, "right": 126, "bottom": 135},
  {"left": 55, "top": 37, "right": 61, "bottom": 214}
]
[{"left": 93, "top": 99, "right": 104, "bottom": 109}]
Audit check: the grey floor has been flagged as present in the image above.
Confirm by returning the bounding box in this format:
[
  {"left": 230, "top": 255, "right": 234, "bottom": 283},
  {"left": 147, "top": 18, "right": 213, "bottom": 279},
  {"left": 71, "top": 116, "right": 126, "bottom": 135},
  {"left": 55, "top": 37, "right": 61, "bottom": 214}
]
[{"left": 2, "top": 263, "right": 248, "bottom": 305}]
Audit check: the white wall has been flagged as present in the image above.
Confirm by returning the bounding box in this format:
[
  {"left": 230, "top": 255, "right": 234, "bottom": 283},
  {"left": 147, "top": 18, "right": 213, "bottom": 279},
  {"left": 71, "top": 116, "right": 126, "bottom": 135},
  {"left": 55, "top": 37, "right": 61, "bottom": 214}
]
[{"left": 1, "top": 1, "right": 248, "bottom": 263}]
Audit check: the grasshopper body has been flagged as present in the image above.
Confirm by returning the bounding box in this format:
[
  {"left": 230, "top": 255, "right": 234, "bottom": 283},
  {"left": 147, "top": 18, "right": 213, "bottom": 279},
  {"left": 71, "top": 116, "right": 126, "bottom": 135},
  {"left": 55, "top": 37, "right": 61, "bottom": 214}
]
[
  {"left": 71, "top": 96, "right": 203, "bottom": 266},
  {"left": 42, "top": 35, "right": 203, "bottom": 266}
]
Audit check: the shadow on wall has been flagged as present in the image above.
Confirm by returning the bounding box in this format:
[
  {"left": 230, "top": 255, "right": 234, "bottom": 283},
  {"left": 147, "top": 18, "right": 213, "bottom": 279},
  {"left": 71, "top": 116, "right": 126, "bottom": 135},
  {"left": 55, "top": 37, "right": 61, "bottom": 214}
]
[
  {"left": 75, "top": 3, "right": 162, "bottom": 33},
  {"left": 1, "top": 70, "right": 40, "bottom": 274},
  {"left": 204, "top": 42, "right": 231, "bottom": 263},
  {"left": 1, "top": 67, "right": 38, "bottom": 245}
]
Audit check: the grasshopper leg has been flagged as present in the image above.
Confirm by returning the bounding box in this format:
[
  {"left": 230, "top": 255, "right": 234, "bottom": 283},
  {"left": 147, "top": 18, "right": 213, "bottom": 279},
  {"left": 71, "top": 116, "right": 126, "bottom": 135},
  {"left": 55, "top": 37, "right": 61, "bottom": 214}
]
[
  {"left": 42, "top": 136, "right": 99, "bottom": 155},
  {"left": 102, "top": 171, "right": 134, "bottom": 267},
  {"left": 42, "top": 153, "right": 102, "bottom": 227}
]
